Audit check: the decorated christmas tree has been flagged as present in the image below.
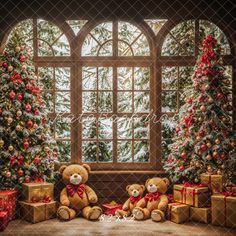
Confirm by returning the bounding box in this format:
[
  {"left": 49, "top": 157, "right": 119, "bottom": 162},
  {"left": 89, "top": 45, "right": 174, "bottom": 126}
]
[
  {"left": 0, "top": 47, "right": 58, "bottom": 189},
  {"left": 164, "top": 35, "right": 235, "bottom": 184}
]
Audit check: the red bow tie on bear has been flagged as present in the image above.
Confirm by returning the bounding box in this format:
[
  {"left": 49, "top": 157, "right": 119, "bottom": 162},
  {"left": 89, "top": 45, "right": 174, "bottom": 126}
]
[
  {"left": 144, "top": 192, "right": 160, "bottom": 201},
  {"left": 66, "top": 184, "right": 85, "bottom": 198},
  {"left": 130, "top": 195, "right": 141, "bottom": 204}
]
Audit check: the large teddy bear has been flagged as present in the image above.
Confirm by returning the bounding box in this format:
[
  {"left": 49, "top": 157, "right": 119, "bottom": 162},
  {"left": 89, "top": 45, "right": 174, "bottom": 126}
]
[
  {"left": 57, "top": 164, "right": 102, "bottom": 221},
  {"left": 132, "top": 177, "right": 169, "bottom": 222},
  {"left": 116, "top": 184, "right": 145, "bottom": 218}
]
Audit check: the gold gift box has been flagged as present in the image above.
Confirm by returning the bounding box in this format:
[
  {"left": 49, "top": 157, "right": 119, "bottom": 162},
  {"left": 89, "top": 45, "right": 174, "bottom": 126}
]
[
  {"left": 167, "top": 203, "right": 190, "bottom": 224},
  {"left": 200, "top": 174, "right": 223, "bottom": 194},
  {"left": 22, "top": 182, "right": 54, "bottom": 202},
  {"left": 211, "top": 194, "right": 236, "bottom": 228},
  {"left": 225, "top": 186, "right": 236, "bottom": 193},
  {"left": 19, "top": 201, "right": 57, "bottom": 223},
  {"left": 173, "top": 184, "right": 210, "bottom": 208},
  {"left": 190, "top": 207, "right": 211, "bottom": 223}
]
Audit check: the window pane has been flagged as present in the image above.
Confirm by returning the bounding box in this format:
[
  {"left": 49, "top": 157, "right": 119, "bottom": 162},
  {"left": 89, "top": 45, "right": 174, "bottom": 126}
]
[
  {"left": 134, "top": 67, "right": 150, "bottom": 90},
  {"left": 98, "top": 118, "right": 113, "bottom": 139},
  {"left": 55, "top": 117, "right": 71, "bottom": 139},
  {"left": 134, "top": 141, "right": 149, "bottom": 162},
  {"left": 179, "top": 66, "right": 194, "bottom": 90},
  {"left": 82, "top": 92, "right": 97, "bottom": 112},
  {"left": 162, "top": 67, "right": 178, "bottom": 90},
  {"left": 117, "top": 117, "right": 132, "bottom": 139},
  {"left": 118, "top": 141, "right": 132, "bottom": 162},
  {"left": 57, "top": 141, "right": 71, "bottom": 162},
  {"left": 66, "top": 20, "right": 88, "bottom": 35},
  {"left": 98, "top": 92, "right": 112, "bottom": 113},
  {"left": 55, "top": 92, "right": 70, "bottom": 113},
  {"left": 98, "top": 141, "right": 112, "bottom": 162},
  {"left": 41, "top": 91, "right": 54, "bottom": 113},
  {"left": 118, "top": 92, "right": 132, "bottom": 112},
  {"left": 144, "top": 19, "right": 167, "bottom": 35},
  {"left": 82, "top": 117, "right": 97, "bottom": 139},
  {"left": 118, "top": 67, "right": 132, "bottom": 90},
  {"left": 55, "top": 67, "right": 70, "bottom": 90},
  {"left": 162, "top": 91, "right": 177, "bottom": 112},
  {"left": 82, "top": 67, "right": 97, "bottom": 90},
  {"left": 98, "top": 41, "right": 113, "bottom": 56},
  {"left": 98, "top": 67, "right": 113, "bottom": 90},
  {"left": 133, "top": 117, "right": 149, "bottom": 139},
  {"left": 82, "top": 141, "right": 97, "bottom": 162},
  {"left": 134, "top": 92, "right": 149, "bottom": 112}
]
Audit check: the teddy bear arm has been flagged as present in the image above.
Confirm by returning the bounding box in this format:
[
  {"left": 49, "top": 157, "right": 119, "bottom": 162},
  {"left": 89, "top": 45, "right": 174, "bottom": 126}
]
[
  {"left": 136, "top": 198, "right": 147, "bottom": 208},
  {"left": 60, "top": 188, "right": 70, "bottom": 206},
  {"left": 122, "top": 198, "right": 130, "bottom": 211},
  {"left": 85, "top": 185, "right": 98, "bottom": 203},
  {"left": 158, "top": 195, "right": 168, "bottom": 211}
]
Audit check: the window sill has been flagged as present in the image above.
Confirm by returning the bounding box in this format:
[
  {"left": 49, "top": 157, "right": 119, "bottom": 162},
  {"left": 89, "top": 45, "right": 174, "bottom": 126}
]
[{"left": 90, "top": 170, "right": 165, "bottom": 175}]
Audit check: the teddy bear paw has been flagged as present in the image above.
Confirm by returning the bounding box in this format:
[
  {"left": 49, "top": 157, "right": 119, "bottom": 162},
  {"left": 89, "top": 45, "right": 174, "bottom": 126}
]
[
  {"left": 89, "top": 207, "right": 102, "bottom": 220},
  {"left": 132, "top": 208, "right": 144, "bottom": 220},
  {"left": 57, "top": 207, "right": 70, "bottom": 221},
  {"left": 151, "top": 210, "right": 165, "bottom": 222}
]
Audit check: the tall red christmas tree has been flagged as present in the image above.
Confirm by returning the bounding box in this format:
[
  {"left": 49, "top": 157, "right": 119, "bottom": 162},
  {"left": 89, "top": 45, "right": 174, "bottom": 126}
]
[
  {"left": 0, "top": 47, "right": 58, "bottom": 189},
  {"left": 164, "top": 35, "right": 235, "bottom": 184}
]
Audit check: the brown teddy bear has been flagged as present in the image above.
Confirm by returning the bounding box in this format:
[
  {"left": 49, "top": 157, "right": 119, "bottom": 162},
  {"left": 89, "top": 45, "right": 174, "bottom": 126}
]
[
  {"left": 132, "top": 177, "right": 170, "bottom": 222},
  {"left": 57, "top": 164, "right": 102, "bottom": 221},
  {"left": 116, "top": 184, "right": 145, "bottom": 218}
]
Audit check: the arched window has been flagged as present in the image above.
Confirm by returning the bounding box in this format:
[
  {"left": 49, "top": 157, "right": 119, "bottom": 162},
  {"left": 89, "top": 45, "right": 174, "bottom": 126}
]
[
  {"left": 6, "top": 19, "right": 72, "bottom": 162},
  {"left": 79, "top": 21, "right": 154, "bottom": 170},
  {"left": 160, "top": 20, "right": 232, "bottom": 161}
]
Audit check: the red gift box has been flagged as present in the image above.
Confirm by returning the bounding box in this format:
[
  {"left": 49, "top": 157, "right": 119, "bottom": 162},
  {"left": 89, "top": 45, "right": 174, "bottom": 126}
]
[
  {"left": 102, "top": 201, "right": 123, "bottom": 215},
  {"left": 0, "top": 211, "right": 9, "bottom": 231},
  {"left": 0, "top": 190, "right": 17, "bottom": 220}
]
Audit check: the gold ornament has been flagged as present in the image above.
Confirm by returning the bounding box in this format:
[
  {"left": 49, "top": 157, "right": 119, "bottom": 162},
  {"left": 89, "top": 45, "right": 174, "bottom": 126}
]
[
  {"left": 194, "top": 177, "right": 199, "bottom": 183},
  {"left": 198, "top": 117, "right": 203, "bottom": 122},
  {"left": 208, "top": 97, "right": 214, "bottom": 103},
  {"left": 15, "top": 46, "right": 21, "bottom": 52},
  {"left": 16, "top": 110, "right": 22, "bottom": 117},
  {"left": 196, "top": 136, "right": 201, "bottom": 141},
  {"left": 215, "top": 138, "right": 221, "bottom": 145},
  {"left": 213, "top": 151, "right": 218, "bottom": 158},
  {"left": 206, "top": 142, "right": 212, "bottom": 148},
  {"left": 16, "top": 125, "right": 22, "bottom": 131},
  {"left": 33, "top": 123, "right": 38, "bottom": 129},
  {"left": 7, "top": 117, "right": 13, "bottom": 124},
  {"left": 217, "top": 170, "right": 222, "bottom": 175},
  {"left": 221, "top": 164, "right": 225, "bottom": 169},
  {"left": 8, "top": 145, "right": 14, "bottom": 151},
  {"left": 207, "top": 165, "right": 213, "bottom": 173},
  {"left": 195, "top": 161, "right": 201, "bottom": 167},
  {"left": 8, "top": 65, "right": 13, "bottom": 72},
  {"left": 200, "top": 105, "right": 206, "bottom": 112},
  {"left": 5, "top": 171, "right": 11, "bottom": 177},
  {"left": 44, "top": 146, "right": 50, "bottom": 152},
  {"left": 0, "top": 139, "right": 4, "bottom": 148},
  {"left": 205, "top": 154, "right": 212, "bottom": 161},
  {"left": 21, "top": 64, "right": 27, "bottom": 71}
]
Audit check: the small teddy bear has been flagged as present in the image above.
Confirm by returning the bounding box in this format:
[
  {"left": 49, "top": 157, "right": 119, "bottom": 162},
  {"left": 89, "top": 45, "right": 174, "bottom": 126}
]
[
  {"left": 132, "top": 177, "right": 170, "bottom": 222},
  {"left": 116, "top": 184, "right": 145, "bottom": 218},
  {"left": 57, "top": 164, "right": 102, "bottom": 221}
]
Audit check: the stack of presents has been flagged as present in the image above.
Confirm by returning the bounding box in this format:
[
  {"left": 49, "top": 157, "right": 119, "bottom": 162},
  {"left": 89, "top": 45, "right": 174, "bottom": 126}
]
[
  {"left": 0, "top": 182, "right": 57, "bottom": 230},
  {"left": 167, "top": 173, "right": 236, "bottom": 227}
]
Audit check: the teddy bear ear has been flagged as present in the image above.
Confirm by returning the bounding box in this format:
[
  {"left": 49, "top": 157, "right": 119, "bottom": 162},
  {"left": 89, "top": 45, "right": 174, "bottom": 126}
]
[
  {"left": 82, "top": 164, "right": 91, "bottom": 173},
  {"left": 145, "top": 178, "right": 150, "bottom": 187},
  {"left": 59, "top": 165, "right": 67, "bottom": 174},
  {"left": 126, "top": 185, "right": 131, "bottom": 191},
  {"left": 141, "top": 185, "right": 145, "bottom": 191},
  {"left": 162, "top": 177, "right": 170, "bottom": 186}
]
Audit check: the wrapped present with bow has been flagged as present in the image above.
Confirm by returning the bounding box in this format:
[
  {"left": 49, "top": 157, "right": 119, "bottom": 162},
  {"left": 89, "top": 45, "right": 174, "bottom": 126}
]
[
  {"left": 173, "top": 183, "right": 210, "bottom": 207},
  {"left": 190, "top": 207, "right": 211, "bottom": 223},
  {"left": 225, "top": 184, "right": 236, "bottom": 194},
  {"left": 167, "top": 203, "right": 190, "bottom": 224},
  {"left": 22, "top": 182, "right": 54, "bottom": 203},
  {"left": 0, "top": 189, "right": 17, "bottom": 220},
  {"left": 200, "top": 173, "right": 223, "bottom": 194},
  {"left": 19, "top": 201, "right": 57, "bottom": 223},
  {"left": 0, "top": 211, "right": 9, "bottom": 231},
  {"left": 211, "top": 192, "right": 236, "bottom": 228},
  {"left": 102, "top": 201, "right": 123, "bottom": 215}
]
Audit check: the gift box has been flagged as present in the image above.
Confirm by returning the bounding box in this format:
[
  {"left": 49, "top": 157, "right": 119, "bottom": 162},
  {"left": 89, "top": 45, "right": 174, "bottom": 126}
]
[
  {"left": 0, "top": 189, "right": 17, "bottom": 220},
  {"left": 102, "top": 201, "right": 123, "bottom": 215},
  {"left": 200, "top": 173, "right": 223, "bottom": 194},
  {"left": 190, "top": 207, "right": 211, "bottom": 223},
  {"left": 167, "top": 203, "right": 190, "bottom": 224},
  {"left": 19, "top": 201, "right": 57, "bottom": 223},
  {"left": 173, "top": 184, "right": 210, "bottom": 207},
  {"left": 211, "top": 193, "right": 236, "bottom": 228},
  {"left": 225, "top": 185, "right": 236, "bottom": 193},
  {"left": 22, "top": 182, "right": 54, "bottom": 203},
  {"left": 0, "top": 211, "right": 9, "bottom": 231}
]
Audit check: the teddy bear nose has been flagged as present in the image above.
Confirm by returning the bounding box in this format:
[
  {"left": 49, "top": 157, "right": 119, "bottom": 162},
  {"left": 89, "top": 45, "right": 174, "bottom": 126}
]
[
  {"left": 74, "top": 174, "right": 78, "bottom": 178},
  {"left": 150, "top": 184, "right": 153, "bottom": 187}
]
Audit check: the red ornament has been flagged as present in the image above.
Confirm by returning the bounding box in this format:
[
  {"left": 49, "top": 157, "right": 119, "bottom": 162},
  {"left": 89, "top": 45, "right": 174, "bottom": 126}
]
[
  {"left": 181, "top": 152, "right": 187, "bottom": 159},
  {"left": 20, "top": 55, "right": 26, "bottom": 62},
  {"left": 200, "top": 105, "right": 206, "bottom": 112},
  {"left": 17, "top": 93, "right": 23, "bottom": 100},
  {"left": 179, "top": 166, "right": 185, "bottom": 171},
  {"left": 217, "top": 93, "right": 224, "bottom": 99},
  {"left": 26, "top": 83, "right": 32, "bottom": 90},
  {"left": 27, "top": 120, "right": 33, "bottom": 128},
  {"left": 198, "top": 95, "right": 205, "bottom": 102},
  {"left": 9, "top": 90, "right": 16, "bottom": 99},
  {"left": 176, "top": 127, "right": 181, "bottom": 133},
  {"left": 18, "top": 169, "right": 24, "bottom": 176},
  {"left": 201, "top": 144, "right": 207, "bottom": 152},
  {"left": 34, "top": 109, "right": 40, "bottom": 115},
  {"left": 25, "top": 103, "right": 32, "bottom": 112},
  {"left": 23, "top": 141, "right": 29, "bottom": 149},
  {"left": 24, "top": 176, "right": 30, "bottom": 183},
  {"left": 187, "top": 98, "right": 193, "bottom": 104},
  {"left": 34, "top": 156, "right": 41, "bottom": 164},
  {"left": 199, "top": 130, "right": 205, "bottom": 137},
  {"left": 220, "top": 153, "right": 225, "bottom": 160},
  {"left": 2, "top": 62, "right": 8, "bottom": 67}
]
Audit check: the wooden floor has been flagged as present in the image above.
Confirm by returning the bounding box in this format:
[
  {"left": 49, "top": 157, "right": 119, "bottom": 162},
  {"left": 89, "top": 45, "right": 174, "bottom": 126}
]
[{"left": 2, "top": 216, "right": 236, "bottom": 236}]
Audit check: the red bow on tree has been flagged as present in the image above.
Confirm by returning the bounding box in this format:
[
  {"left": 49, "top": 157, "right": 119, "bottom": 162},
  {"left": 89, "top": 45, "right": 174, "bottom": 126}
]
[
  {"left": 66, "top": 184, "right": 85, "bottom": 198},
  {"left": 130, "top": 195, "right": 141, "bottom": 204},
  {"left": 144, "top": 192, "right": 160, "bottom": 201}
]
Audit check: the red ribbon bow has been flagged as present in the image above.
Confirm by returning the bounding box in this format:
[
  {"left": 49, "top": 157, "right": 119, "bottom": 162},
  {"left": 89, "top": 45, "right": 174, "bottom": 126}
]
[
  {"left": 144, "top": 192, "right": 160, "bottom": 201},
  {"left": 222, "top": 191, "right": 236, "bottom": 197},
  {"left": 66, "top": 184, "right": 85, "bottom": 198},
  {"left": 130, "top": 195, "right": 141, "bottom": 204}
]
